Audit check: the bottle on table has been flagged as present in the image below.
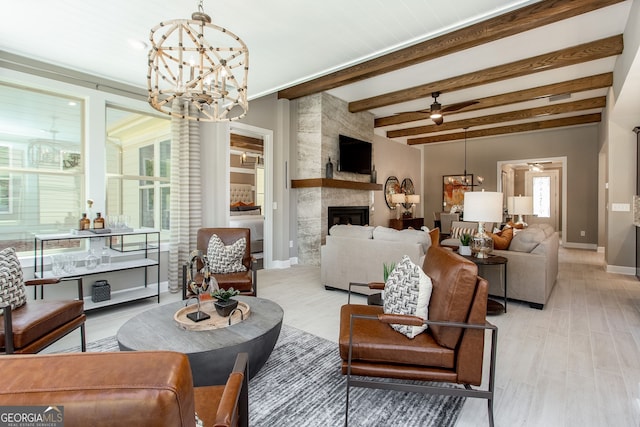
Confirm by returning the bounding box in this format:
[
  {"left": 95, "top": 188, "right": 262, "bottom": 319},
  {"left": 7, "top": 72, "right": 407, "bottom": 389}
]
[
  {"left": 79, "top": 213, "right": 90, "bottom": 230},
  {"left": 93, "top": 212, "right": 105, "bottom": 229}
]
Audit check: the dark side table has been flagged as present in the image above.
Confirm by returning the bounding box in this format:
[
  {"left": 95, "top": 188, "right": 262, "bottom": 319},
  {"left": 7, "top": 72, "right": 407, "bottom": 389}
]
[{"left": 461, "top": 254, "right": 508, "bottom": 315}]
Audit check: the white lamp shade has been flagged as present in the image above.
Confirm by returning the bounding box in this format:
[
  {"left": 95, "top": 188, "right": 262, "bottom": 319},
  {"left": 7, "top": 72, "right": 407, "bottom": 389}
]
[
  {"left": 507, "top": 196, "right": 533, "bottom": 215},
  {"left": 391, "top": 193, "right": 406, "bottom": 204},
  {"left": 463, "top": 191, "right": 503, "bottom": 223},
  {"left": 406, "top": 194, "right": 420, "bottom": 204}
]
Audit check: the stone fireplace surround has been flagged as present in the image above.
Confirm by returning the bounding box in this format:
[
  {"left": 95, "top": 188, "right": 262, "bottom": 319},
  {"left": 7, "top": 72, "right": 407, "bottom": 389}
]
[{"left": 295, "top": 92, "right": 375, "bottom": 266}]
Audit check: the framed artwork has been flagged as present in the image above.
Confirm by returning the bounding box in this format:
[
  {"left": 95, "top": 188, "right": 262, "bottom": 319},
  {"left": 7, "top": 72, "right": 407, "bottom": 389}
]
[{"left": 443, "top": 174, "right": 473, "bottom": 211}]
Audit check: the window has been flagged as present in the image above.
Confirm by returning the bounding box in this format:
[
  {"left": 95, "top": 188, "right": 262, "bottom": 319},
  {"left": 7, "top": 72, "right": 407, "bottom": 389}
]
[
  {"left": 0, "top": 146, "right": 10, "bottom": 214},
  {"left": 532, "top": 176, "right": 551, "bottom": 218},
  {"left": 105, "top": 106, "right": 170, "bottom": 239},
  {"left": 0, "top": 83, "right": 84, "bottom": 253}
]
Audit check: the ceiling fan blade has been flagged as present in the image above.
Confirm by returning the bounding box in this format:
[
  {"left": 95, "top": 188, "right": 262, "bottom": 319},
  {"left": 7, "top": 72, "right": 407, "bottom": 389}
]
[
  {"left": 441, "top": 100, "right": 479, "bottom": 113},
  {"left": 393, "top": 109, "right": 431, "bottom": 115}
]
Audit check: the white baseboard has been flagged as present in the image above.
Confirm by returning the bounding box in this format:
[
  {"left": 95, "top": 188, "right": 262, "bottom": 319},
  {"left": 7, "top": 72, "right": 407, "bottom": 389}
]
[
  {"left": 606, "top": 265, "right": 637, "bottom": 276},
  {"left": 563, "top": 242, "right": 598, "bottom": 250},
  {"left": 269, "top": 257, "right": 298, "bottom": 269}
]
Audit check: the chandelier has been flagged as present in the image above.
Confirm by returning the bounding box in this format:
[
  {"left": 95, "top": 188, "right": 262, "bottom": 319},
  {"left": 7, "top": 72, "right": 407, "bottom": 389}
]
[
  {"left": 147, "top": 0, "right": 249, "bottom": 121},
  {"left": 447, "top": 128, "right": 484, "bottom": 186}
]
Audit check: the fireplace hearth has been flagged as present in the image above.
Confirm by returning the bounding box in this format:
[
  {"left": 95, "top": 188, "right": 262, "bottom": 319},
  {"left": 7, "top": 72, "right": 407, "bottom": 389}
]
[{"left": 328, "top": 206, "right": 369, "bottom": 231}]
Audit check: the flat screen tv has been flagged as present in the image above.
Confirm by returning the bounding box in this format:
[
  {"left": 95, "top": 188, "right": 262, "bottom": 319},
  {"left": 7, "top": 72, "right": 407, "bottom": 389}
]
[{"left": 338, "top": 135, "right": 372, "bottom": 175}]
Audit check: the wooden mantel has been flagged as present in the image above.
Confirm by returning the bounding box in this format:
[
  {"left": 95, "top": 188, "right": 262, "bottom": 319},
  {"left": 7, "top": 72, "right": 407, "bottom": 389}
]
[{"left": 291, "top": 178, "right": 382, "bottom": 191}]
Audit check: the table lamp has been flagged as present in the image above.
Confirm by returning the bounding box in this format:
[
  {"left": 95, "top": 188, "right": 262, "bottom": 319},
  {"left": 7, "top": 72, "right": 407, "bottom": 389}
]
[
  {"left": 463, "top": 191, "right": 503, "bottom": 258},
  {"left": 508, "top": 195, "right": 533, "bottom": 227},
  {"left": 406, "top": 194, "right": 420, "bottom": 218},
  {"left": 391, "top": 193, "right": 406, "bottom": 220}
]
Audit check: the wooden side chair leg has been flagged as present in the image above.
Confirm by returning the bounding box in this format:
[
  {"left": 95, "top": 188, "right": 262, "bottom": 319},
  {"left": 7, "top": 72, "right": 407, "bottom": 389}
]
[
  {"left": 1, "top": 304, "right": 14, "bottom": 354},
  {"left": 80, "top": 323, "right": 87, "bottom": 352}
]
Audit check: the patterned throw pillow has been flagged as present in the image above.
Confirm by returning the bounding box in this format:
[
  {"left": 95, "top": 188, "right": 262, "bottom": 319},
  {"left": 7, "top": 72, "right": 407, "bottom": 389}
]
[
  {"left": 450, "top": 227, "right": 476, "bottom": 239},
  {"left": 207, "top": 235, "right": 247, "bottom": 274},
  {"left": 0, "top": 247, "right": 27, "bottom": 310},
  {"left": 383, "top": 255, "right": 433, "bottom": 339}
]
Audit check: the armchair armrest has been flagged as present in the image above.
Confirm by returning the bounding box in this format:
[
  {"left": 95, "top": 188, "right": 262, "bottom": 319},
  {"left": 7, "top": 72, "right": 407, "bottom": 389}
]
[
  {"left": 214, "top": 352, "right": 249, "bottom": 427},
  {"left": 347, "top": 282, "right": 385, "bottom": 304},
  {"left": 24, "top": 278, "right": 61, "bottom": 286}
]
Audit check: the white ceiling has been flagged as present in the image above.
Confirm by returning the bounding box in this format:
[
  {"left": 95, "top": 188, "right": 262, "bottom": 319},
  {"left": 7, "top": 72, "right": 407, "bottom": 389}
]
[
  {"left": 0, "top": 0, "right": 637, "bottom": 142},
  {"left": 0, "top": 0, "right": 543, "bottom": 99}
]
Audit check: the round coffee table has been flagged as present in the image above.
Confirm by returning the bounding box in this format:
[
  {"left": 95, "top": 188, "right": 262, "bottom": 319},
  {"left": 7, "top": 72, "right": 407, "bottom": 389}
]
[{"left": 117, "top": 295, "right": 283, "bottom": 386}]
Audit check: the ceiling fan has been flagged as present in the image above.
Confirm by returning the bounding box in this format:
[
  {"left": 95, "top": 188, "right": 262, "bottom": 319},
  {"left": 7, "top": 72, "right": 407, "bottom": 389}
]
[{"left": 399, "top": 92, "right": 479, "bottom": 125}]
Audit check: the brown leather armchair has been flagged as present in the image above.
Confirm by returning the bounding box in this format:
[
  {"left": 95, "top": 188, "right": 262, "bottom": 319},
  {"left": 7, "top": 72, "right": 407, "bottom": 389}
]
[
  {"left": 0, "top": 351, "right": 249, "bottom": 427},
  {"left": 339, "top": 245, "right": 498, "bottom": 426},
  {"left": 183, "top": 228, "right": 257, "bottom": 299},
  {"left": 1, "top": 247, "right": 86, "bottom": 354}
]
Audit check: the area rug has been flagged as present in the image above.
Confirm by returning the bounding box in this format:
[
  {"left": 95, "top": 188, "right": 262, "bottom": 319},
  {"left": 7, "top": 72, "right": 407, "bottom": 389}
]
[{"left": 62, "top": 325, "right": 464, "bottom": 426}]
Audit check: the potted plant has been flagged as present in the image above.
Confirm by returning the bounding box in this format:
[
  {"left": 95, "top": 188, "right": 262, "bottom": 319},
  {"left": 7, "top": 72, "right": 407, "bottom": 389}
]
[
  {"left": 210, "top": 287, "right": 240, "bottom": 317},
  {"left": 458, "top": 233, "right": 472, "bottom": 256},
  {"left": 383, "top": 262, "right": 396, "bottom": 282}
]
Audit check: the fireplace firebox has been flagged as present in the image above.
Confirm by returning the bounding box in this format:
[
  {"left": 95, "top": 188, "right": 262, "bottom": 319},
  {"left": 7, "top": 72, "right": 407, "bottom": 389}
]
[{"left": 328, "top": 206, "right": 369, "bottom": 231}]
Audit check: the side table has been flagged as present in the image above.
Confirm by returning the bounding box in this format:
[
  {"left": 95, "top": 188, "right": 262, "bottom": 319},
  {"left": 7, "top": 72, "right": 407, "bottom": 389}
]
[
  {"left": 462, "top": 254, "right": 508, "bottom": 315},
  {"left": 389, "top": 217, "right": 424, "bottom": 230}
]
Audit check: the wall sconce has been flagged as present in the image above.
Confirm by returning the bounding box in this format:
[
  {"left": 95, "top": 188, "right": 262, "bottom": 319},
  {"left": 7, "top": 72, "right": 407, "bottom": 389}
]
[{"left": 241, "top": 152, "right": 262, "bottom": 167}]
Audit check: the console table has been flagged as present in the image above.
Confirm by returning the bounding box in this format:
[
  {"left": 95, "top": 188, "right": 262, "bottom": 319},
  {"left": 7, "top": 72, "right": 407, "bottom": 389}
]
[{"left": 389, "top": 217, "right": 424, "bottom": 230}]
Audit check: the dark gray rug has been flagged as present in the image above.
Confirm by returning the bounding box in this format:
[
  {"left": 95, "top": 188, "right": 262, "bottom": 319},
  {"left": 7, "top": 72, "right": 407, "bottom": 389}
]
[
  {"left": 62, "top": 325, "right": 464, "bottom": 426},
  {"left": 251, "top": 325, "right": 464, "bottom": 427}
]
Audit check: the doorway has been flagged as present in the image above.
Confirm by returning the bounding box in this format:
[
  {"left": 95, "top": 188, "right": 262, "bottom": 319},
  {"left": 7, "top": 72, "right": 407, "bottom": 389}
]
[
  {"left": 229, "top": 123, "right": 273, "bottom": 269},
  {"left": 525, "top": 169, "right": 560, "bottom": 230},
  {"left": 497, "top": 157, "right": 566, "bottom": 242}
]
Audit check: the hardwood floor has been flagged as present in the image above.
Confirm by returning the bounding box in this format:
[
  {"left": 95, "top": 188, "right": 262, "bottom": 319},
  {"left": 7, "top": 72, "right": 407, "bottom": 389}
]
[{"left": 46, "top": 247, "right": 640, "bottom": 426}]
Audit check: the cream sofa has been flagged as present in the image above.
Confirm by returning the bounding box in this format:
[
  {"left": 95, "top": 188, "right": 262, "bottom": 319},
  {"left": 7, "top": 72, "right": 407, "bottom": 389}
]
[
  {"left": 320, "top": 225, "right": 433, "bottom": 296},
  {"left": 480, "top": 223, "right": 559, "bottom": 309}
]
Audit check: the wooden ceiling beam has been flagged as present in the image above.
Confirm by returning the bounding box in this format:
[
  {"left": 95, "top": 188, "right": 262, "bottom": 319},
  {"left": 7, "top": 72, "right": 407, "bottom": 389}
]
[
  {"left": 388, "top": 97, "right": 606, "bottom": 138},
  {"left": 349, "top": 35, "right": 623, "bottom": 113},
  {"left": 277, "top": 0, "right": 624, "bottom": 100},
  {"left": 406, "top": 114, "right": 602, "bottom": 145},
  {"left": 375, "top": 73, "right": 613, "bottom": 127},
  {"left": 230, "top": 133, "right": 263, "bottom": 152}
]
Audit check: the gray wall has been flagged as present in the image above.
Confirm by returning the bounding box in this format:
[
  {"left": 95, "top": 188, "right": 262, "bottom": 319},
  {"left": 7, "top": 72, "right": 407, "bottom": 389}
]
[{"left": 422, "top": 125, "right": 599, "bottom": 246}]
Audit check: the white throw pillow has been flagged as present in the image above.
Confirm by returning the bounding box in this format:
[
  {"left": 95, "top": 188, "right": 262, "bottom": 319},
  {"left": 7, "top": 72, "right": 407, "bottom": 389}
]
[
  {"left": 383, "top": 255, "right": 433, "bottom": 339},
  {"left": 207, "top": 235, "right": 247, "bottom": 274},
  {"left": 0, "top": 247, "right": 27, "bottom": 310}
]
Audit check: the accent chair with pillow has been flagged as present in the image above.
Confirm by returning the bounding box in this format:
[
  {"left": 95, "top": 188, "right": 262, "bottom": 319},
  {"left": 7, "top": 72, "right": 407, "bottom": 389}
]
[
  {"left": 0, "top": 247, "right": 86, "bottom": 354},
  {"left": 339, "top": 245, "right": 498, "bottom": 426},
  {"left": 183, "top": 228, "right": 257, "bottom": 299}
]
